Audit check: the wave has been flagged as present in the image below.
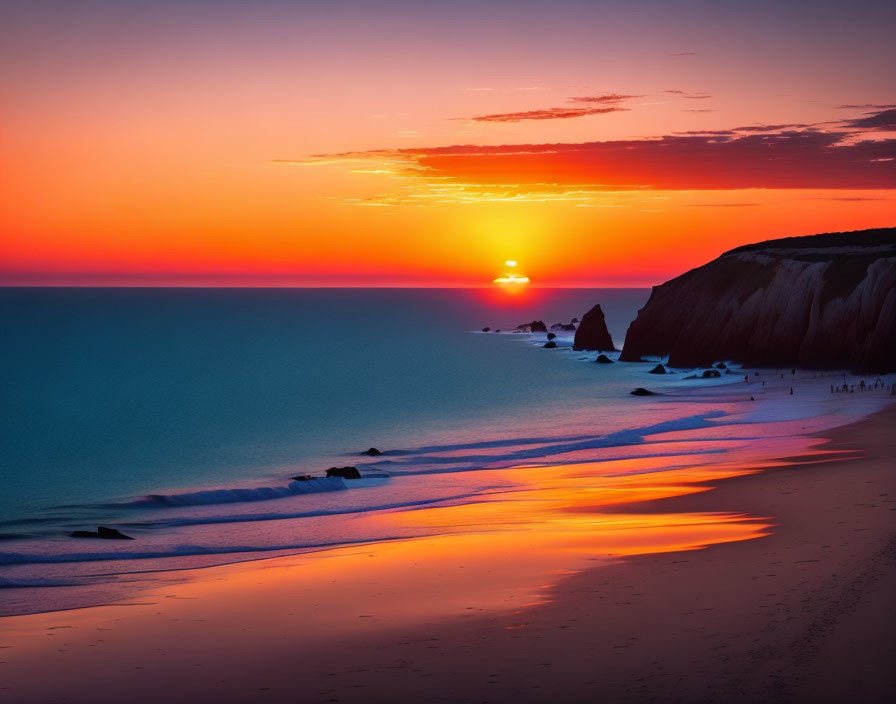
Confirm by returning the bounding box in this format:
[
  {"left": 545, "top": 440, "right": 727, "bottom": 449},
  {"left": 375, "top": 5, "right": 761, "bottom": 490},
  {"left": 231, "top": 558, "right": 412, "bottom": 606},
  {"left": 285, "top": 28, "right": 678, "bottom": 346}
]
[
  {"left": 380, "top": 411, "right": 729, "bottom": 473},
  {"left": 122, "top": 490, "right": 489, "bottom": 529},
  {"left": 127, "top": 475, "right": 389, "bottom": 508},
  {"left": 0, "top": 577, "right": 82, "bottom": 588},
  {"left": 0, "top": 535, "right": 409, "bottom": 567}
]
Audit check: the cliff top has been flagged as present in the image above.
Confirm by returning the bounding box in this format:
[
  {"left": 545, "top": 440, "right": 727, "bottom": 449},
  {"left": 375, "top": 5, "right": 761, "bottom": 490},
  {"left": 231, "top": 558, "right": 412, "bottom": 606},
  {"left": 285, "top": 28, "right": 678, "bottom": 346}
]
[{"left": 725, "top": 227, "right": 896, "bottom": 257}]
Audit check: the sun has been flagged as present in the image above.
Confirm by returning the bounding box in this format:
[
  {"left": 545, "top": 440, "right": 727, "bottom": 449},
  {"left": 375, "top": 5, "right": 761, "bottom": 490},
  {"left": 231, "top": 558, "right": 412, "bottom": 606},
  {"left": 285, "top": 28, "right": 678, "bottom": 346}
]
[{"left": 493, "top": 259, "right": 530, "bottom": 285}]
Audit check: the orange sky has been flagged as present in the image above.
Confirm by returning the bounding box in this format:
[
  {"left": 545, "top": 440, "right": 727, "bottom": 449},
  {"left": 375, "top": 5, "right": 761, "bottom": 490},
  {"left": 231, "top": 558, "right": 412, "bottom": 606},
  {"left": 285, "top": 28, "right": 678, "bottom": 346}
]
[{"left": 1, "top": 0, "right": 894, "bottom": 287}]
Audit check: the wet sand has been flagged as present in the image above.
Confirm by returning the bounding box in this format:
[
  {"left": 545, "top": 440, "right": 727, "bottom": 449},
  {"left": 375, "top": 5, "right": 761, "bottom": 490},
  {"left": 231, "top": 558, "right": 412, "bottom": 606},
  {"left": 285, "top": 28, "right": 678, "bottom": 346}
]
[{"left": 2, "top": 405, "right": 894, "bottom": 703}]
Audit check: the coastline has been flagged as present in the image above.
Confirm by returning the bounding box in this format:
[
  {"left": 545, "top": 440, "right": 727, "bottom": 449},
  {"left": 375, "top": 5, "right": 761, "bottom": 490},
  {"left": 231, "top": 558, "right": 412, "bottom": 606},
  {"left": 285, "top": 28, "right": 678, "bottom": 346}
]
[{"left": 1, "top": 400, "right": 893, "bottom": 702}]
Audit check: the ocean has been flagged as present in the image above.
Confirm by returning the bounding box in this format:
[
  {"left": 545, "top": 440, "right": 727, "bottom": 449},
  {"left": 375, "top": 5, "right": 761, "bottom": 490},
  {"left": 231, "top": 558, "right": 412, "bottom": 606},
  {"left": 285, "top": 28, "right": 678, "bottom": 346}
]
[{"left": 3, "top": 287, "right": 882, "bottom": 616}]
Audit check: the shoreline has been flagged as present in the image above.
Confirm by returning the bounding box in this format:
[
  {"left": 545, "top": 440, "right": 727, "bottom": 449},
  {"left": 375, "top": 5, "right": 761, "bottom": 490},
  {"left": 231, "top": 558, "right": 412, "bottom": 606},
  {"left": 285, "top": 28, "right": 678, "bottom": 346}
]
[{"left": 1, "top": 401, "right": 893, "bottom": 702}]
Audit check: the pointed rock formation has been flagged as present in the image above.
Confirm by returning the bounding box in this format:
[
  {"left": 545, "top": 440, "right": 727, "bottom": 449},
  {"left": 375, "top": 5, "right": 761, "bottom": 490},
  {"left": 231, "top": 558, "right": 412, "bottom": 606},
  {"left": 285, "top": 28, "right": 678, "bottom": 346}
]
[
  {"left": 572, "top": 304, "right": 616, "bottom": 351},
  {"left": 620, "top": 228, "right": 896, "bottom": 373}
]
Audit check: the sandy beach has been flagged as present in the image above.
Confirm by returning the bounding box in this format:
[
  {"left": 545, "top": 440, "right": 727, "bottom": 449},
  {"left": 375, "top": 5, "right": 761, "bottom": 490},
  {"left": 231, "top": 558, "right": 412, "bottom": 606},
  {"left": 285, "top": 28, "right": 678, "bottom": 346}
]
[{"left": 2, "top": 399, "right": 893, "bottom": 703}]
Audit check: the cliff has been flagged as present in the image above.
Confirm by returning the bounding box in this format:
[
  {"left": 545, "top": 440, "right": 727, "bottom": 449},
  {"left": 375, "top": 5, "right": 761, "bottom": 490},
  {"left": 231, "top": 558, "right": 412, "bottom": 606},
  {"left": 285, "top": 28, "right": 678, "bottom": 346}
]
[
  {"left": 573, "top": 304, "right": 616, "bottom": 351},
  {"left": 619, "top": 228, "right": 896, "bottom": 372}
]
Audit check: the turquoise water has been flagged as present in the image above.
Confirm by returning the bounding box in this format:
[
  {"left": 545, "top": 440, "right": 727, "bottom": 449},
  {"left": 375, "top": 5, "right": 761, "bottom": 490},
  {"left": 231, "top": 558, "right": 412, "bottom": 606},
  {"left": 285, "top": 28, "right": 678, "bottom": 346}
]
[
  {"left": 1, "top": 288, "right": 646, "bottom": 520},
  {"left": 5, "top": 287, "right": 760, "bottom": 613}
]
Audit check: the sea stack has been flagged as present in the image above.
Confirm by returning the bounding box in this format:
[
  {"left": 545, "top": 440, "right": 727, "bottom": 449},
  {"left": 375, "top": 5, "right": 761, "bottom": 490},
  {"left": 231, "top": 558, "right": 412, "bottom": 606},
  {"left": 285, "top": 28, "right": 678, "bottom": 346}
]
[
  {"left": 572, "top": 304, "right": 616, "bottom": 351},
  {"left": 620, "top": 228, "right": 896, "bottom": 372}
]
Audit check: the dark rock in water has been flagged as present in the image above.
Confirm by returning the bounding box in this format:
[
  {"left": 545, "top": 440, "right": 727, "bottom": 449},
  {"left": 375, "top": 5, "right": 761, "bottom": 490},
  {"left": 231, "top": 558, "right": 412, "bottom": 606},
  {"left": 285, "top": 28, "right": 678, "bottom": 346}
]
[
  {"left": 364, "top": 447, "right": 382, "bottom": 456},
  {"left": 630, "top": 388, "right": 658, "bottom": 396},
  {"left": 543, "top": 340, "right": 557, "bottom": 348},
  {"left": 71, "top": 526, "right": 134, "bottom": 540},
  {"left": 516, "top": 320, "right": 548, "bottom": 333},
  {"left": 291, "top": 474, "right": 314, "bottom": 481},
  {"left": 560, "top": 323, "right": 576, "bottom": 331},
  {"left": 481, "top": 326, "right": 490, "bottom": 332},
  {"left": 573, "top": 304, "right": 616, "bottom": 351},
  {"left": 550, "top": 323, "right": 565, "bottom": 330},
  {"left": 595, "top": 354, "right": 614, "bottom": 364},
  {"left": 619, "top": 227, "right": 896, "bottom": 373},
  {"left": 326, "top": 466, "right": 362, "bottom": 479},
  {"left": 546, "top": 332, "right": 556, "bottom": 340},
  {"left": 715, "top": 362, "right": 727, "bottom": 369},
  {"left": 702, "top": 369, "right": 722, "bottom": 378},
  {"left": 571, "top": 318, "right": 579, "bottom": 323},
  {"left": 495, "top": 329, "right": 500, "bottom": 333},
  {"left": 648, "top": 364, "right": 667, "bottom": 374}
]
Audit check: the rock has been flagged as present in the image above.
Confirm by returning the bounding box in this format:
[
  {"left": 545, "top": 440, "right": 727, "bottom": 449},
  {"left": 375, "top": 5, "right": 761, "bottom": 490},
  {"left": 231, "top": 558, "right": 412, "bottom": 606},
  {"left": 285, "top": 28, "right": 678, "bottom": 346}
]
[
  {"left": 550, "top": 323, "right": 565, "bottom": 330},
  {"left": 516, "top": 320, "right": 547, "bottom": 333},
  {"left": 702, "top": 369, "right": 722, "bottom": 378},
  {"left": 364, "top": 447, "right": 382, "bottom": 456},
  {"left": 571, "top": 318, "right": 579, "bottom": 323},
  {"left": 630, "top": 388, "right": 658, "bottom": 396},
  {"left": 715, "top": 362, "right": 727, "bottom": 369},
  {"left": 560, "top": 323, "right": 576, "bottom": 331},
  {"left": 595, "top": 354, "right": 614, "bottom": 364},
  {"left": 546, "top": 332, "right": 556, "bottom": 340},
  {"left": 648, "top": 364, "right": 667, "bottom": 374},
  {"left": 619, "top": 228, "right": 896, "bottom": 373},
  {"left": 573, "top": 304, "right": 617, "bottom": 351},
  {"left": 544, "top": 340, "right": 557, "bottom": 348},
  {"left": 326, "top": 466, "right": 362, "bottom": 479},
  {"left": 70, "top": 526, "right": 134, "bottom": 540},
  {"left": 291, "top": 474, "right": 314, "bottom": 481},
  {"left": 481, "top": 326, "right": 490, "bottom": 332}
]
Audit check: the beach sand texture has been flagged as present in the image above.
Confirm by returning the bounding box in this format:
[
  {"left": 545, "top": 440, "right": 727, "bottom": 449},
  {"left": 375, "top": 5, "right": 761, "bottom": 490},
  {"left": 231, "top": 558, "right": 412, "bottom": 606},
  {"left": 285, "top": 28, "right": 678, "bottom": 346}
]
[{"left": 1, "top": 400, "right": 893, "bottom": 703}]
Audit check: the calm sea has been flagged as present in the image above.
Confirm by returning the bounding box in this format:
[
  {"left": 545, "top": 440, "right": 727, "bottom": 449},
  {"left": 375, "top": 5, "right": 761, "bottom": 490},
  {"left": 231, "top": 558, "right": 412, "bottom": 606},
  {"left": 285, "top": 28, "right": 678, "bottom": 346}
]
[{"left": 1, "top": 286, "right": 734, "bottom": 612}]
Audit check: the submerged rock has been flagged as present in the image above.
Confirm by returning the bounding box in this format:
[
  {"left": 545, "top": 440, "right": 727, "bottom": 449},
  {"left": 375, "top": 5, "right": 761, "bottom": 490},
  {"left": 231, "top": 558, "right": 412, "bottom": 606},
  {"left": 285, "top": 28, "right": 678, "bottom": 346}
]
[
  {"left": 648, "top": 364, "right": 667, "bottom": 374},
  {"left": 291, "top": 474, "right": 314, "bottom": 481},
  {"left": 573, "top": 304, "right": 616, "bottom": 351},
  {"left": 702, "top": 369, "right": 722, "bottom": 378},
  {"left": 630, "top": 388, "right": 658, "bottom": 396},
  {"left": 363, "top": 447, "right": 382, "bottom": 456},
  {"left": 595, "top": 354, "right": 614, "bottom": 364},
  {"left": 715, "top": 362, "right": 727, "bottom": 369},
  {"left": 481, "top": 326, "right": 490, "bottom": 332},
  {"left": 326, "top": 466, "right": 362, "bottom": 479},
  {"left": 71, "top": 526, "right": 134, "bottom": 540},
  {"left": 544, "top": 340, "right": 557, "bottom": 348},
  {"left": 546, "top": 332, "right": 556, "bottom": 340}
]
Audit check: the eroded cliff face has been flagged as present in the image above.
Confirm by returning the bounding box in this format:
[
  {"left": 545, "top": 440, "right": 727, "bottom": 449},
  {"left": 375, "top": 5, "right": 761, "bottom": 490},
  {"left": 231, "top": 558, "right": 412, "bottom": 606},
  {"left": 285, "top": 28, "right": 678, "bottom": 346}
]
[{"left": 619, "top": 228, "right": 896, "bottom": 372}]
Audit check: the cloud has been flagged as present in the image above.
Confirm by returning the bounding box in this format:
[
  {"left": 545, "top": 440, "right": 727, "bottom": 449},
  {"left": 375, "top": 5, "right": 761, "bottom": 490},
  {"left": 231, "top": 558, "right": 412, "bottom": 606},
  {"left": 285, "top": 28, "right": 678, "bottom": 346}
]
[
  {"left": 308, "top": 129, "right": 896, "bottom": 192},
  {"left": 683, "top": 109, "right": 717, "bottom": 113},
  {"left": 464, "top": 106, "right": 627, "bottom": 123},
  {"left": 568, "top": 93, "right": 642, "bottom": 104},
  {"left": 684, "top": 203, "right": 759, "bottom": 207},
  {"left": 664, "top": 90, "right": 712, "bottom": 99},
  {"left": 836, "top": 104, "right": 896, "bottom": 110},
  {"left": 844, "top": 107, "right": 896, "bottom": 130},
  {"left": 670, "top": 52, "right": 697, "bottom": 56}
]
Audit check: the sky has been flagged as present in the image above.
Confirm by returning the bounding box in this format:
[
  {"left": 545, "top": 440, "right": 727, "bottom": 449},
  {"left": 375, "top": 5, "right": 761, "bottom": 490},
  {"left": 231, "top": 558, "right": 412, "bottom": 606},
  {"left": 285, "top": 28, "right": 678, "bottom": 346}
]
[{"left": 1, "top": 0, "right": 894, "bottom": 287}]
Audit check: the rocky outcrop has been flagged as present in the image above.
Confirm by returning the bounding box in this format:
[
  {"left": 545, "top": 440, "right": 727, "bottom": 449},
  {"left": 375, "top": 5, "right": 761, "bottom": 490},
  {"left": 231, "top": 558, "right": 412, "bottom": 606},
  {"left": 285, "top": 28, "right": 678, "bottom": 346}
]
[
  {"left": 573, "top": 304, "right": 616, "bottom": 351},
  {"left": 595, "top": 354, "right": 614, "bottom": 364},
  {"left": 620, "top": 228, "right": 896, "bottom": 372},
  {"left": 71, "top": 526, "right": 134, "bottom": 540},
  {"left": 326, "top": 466, "right": 362, "bottom": 479},
  {"left": 517, "top": 320, "right": 548, "bottom": 333}
]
